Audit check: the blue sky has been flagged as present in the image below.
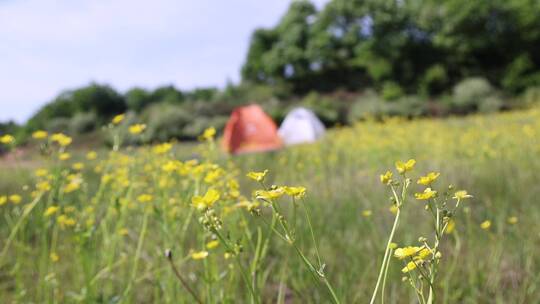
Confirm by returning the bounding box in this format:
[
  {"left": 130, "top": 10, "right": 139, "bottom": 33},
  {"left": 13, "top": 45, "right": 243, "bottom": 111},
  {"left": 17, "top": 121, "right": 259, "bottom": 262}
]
[{"left": 0, "top": 0, "right": 328, "bottom": 123}]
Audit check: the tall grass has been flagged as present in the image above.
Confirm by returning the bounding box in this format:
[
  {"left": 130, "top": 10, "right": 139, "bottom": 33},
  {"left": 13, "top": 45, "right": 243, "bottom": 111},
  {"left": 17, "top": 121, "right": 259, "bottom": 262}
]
[{"left": 0, "top": 108, "right": 539, "bottom": 303}]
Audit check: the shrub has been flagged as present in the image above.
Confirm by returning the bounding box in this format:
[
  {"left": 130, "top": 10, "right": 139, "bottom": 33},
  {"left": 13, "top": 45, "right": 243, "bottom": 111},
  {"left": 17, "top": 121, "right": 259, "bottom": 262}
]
[
  {"left": 347, "top": 90, "right": 385, "bottom": 123},
  {"left": 69, "top": 112, "right": 97, "bottom": 134},
  {"left": 300, "top": 92, "right": 340, "bottom": 125},
  {"left": 144, "top": 104, "right": 192, "bottom": 141},
  {"left": 381, "top": 82, "right": 404, "bottom": 101},
  {"left": 450, "top": 77, "right": 495, "bottom": 113},
  {"left": 45, "top": 117, "right": 71, "bottom": 134}
]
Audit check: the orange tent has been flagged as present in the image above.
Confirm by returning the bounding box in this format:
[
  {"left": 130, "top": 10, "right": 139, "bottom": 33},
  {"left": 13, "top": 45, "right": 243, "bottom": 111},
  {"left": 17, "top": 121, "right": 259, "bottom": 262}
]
[{"left": 222, "top": 104, "right": 283, "bottom": 154}]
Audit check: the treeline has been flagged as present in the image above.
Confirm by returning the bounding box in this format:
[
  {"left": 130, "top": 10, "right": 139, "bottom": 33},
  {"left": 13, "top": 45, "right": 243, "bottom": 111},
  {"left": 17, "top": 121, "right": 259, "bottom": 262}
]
[
  {"left": 243, "top": 0, "right": 540, "bottom": 95},
  {"left": 4, "top": 0, "right": 540, "bottom": 143}
]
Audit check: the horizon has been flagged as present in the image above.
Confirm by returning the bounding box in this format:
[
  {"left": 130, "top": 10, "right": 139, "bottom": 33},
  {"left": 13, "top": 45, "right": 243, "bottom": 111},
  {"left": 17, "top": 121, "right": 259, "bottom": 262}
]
[{"left": 0, "top": 0, "right": 328, "bottom": 123}]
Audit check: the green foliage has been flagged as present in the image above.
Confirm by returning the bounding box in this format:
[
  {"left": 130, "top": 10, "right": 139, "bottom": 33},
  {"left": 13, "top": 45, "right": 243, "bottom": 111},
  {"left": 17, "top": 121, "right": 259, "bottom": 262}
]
[
  {"left": 144, "top": 103, "right": 192, "bottom": 142},
  {"left": 69, "top": 112, "right": 97, "bottom": 134},
  {"left": 449, "top": 77, "right": 496, "bottom": 113},
  {"left": 300, "top": 92, "right": 341, "bottom": 125},
  {"left": 381, "top": 82, "right": 404, "bottom": 101}
]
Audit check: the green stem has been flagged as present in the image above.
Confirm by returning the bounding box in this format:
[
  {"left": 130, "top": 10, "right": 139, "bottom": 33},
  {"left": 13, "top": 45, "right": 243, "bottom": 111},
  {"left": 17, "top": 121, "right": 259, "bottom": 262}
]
[{"left": 122, "top": 209, "right": 150, "bottom": 301}]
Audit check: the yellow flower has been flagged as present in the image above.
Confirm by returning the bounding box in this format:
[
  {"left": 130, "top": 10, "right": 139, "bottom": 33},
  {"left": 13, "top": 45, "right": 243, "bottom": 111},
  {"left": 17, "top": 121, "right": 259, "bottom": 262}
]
[
  {"left": 9, "top": 194, "right": 22, "bottom": 204},
  {"left": 0, "top": 134, "right": 15, "bottom": 144},
  {"left": 129, "top": 124, "right": 146, "bottom": 134},
  {"left": 395, "top": 159, "right": 416, "bottom": 174},
  {"left": 36, "top": 181, "right": 52, "bottom": 192},
  {"left": 480, "top": 220, "right": 491, "bottom": 230},
  {"left": 415, "top": 188, "right": 437, "bottom": 200},
  {"left": 401, "top": 261, "right": 418, "bottom": 273},
  {"left": 255, "top": 187, "right": 285, "bottom": 201},
  {"left": 389, "top": 205, "right": 398, "bottom": 214},
  {"left": 86, "top": 151, "right": 98, "bottom": 160},
  {"left": 59, "top": 152, "right": 71, "bottom": 161},
  {"left": 417, "top": 172, "right": 440, "bottom": 186},
  {"left": 507, "top": 216, "right": 518, "bottom": 225},
  {"left": 199, "top": 127, "right": 216, "bottom": 141},
  {"left": 63, "top": 181, "right": 81, "bottom": 193},
  {"left": 445, "top": 219, "right": 456, "bottom": 234},
  {"left": 50, "top": 252, "right": 60, "bottom": 262},
  {"left": 453, "top": 190, "right": 472, "bottom": 200},
  {"left": 191, "top": 250, "right": 209, "bottom": 260},
  {"left": 152, "top": 143, "right": 172, "bottom": 154},
  {"left": 191, "top": 189, "right": 220, "bottom": 210},
  {"left": 32, "top": 130, "right": 48, "bottom": 139},
  {"left": 362, "top": 210, "right": 372, "bottom": 217},
  {"left": 283, "top": 186, "right": 306, "bottom": 198},
  {"left": 72, "top": 162, "right": 85, "bottom": 171},
  {"left": 50, "top": 133, "right": 72, "bottom": 146},
  {"left": 394, "top": 246, "right": 422, "bottom": 260},
  {"left": 247, "top": 170, "right": 268, "bottom": 182},
  {"left": 112, "top": 114, "right": 125, "bottom": 125},
  {"left": 44, "top": 206, "right": 59, "bottom": 217},
  {"left": 118, "top": 228, "right": 129, "bottom": 236},
  {"left": 35, "top": 168, "right": 48, "bottom": 177},
  {"left": 57, "top": 215, "right": 76, "bottom": 228},
  {"left": 0, "top": 196, "right": 7, "bottom": 206},
  {"left": 137, "top": 194, "right": 153, "bottom": 203},
  {"left": 380, "top": 171, "right": 393, "bottom": 185},
  {"left": 206, "top": 240, "right": 219, "bottom": 249}
]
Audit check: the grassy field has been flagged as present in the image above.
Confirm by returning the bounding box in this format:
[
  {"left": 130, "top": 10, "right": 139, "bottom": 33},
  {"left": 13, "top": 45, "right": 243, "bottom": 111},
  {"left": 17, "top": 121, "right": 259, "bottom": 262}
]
[{"left": 1, "top": 107, "right": 539, "bottom": 303}]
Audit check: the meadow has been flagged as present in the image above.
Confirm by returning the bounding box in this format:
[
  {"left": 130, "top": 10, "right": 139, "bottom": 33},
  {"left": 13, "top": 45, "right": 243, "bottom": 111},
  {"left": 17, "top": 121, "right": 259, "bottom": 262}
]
[{"left": 1, "top": 107, "right": 539, "bottom": 303}]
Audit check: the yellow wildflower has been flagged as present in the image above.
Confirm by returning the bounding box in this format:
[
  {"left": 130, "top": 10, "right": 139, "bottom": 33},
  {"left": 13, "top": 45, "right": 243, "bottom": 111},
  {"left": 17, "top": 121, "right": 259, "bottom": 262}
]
[
  {"left": 59, "top": 152, "right": 71, "bottom": 161},
  {"left": 50, "top": 133, "right": 72, "bottom": 146},
  {"left": 283, "top": 186, "right": 306, "bottom": 198},
  {"left": 507, "top": 216, "right": 518, "bottom": 225},
  {"left": 480, "top": 220, "right": 491, "bottom": 230},
  {"left": 129, "top": 124, "right": 146, "bottom": 134},
  {"left": 445, "top": 219, "right": 456, "bottom": 234},
  {"left": 394, "top": 246, "right": 422, "bottom": 260},
  {"left": 362, "top": 210, "right": 372, "bottom": 217},
  {"left": 32, "top": 130, "right": 48, "bottom": 139},
  {"left": 0, "top": 134, "right": 15, "bottom": 144},
  {"left": 137, "top": 194, "right": 153, "bottom": 203},
  {"left": 0, "top": 196, "right": 7, "bottom": 206},
  {"left": 247, "top": 170, "right": 268, "bottom": 182},
  {"left": 389, "top": 205, "right": 398, "bottom": 214},
  {"left": 401, "top": 261, "right": 418, "bottom": 273},
  {"left": 417, "top": 172, "right": 440, "bottom": 186},
  {"left": 50, "top": 252, "right": 60, "bottom": 262},
  {"left": 191, "top": 189, "right": 220, "bottom": 210},
  {"left": 395, "top": 159, "right": 416, "bottom": 174},
  {"left": 380, "top": 171, "right": 393, "bottom": 185},
  {"left": 36, "top": 181, "right": 52, "bottom": 192},
  {"left": 199, "top": 127, "right": 216, "bottom": 141},
  {"left": 206, "top": 240, "right": 219, "bottom": 249},
  {"left": 57, "top": 215, "right": 76, "bottom": 228},
  {"left": 118, "top": 228, "right": 129, "bottom": 236},
  {"left": 255, "top": 187, "right": 285, "bottom": 201},
  {"left": 9, "top": 194, "right": 22, "bottom": 204},
  {"left": 63, "top": 180, "right": 81, "bottom": 193},
  {"left": 152, "top": 142, "right": 172, "bottom": 154},
  {"left": 453, "top": 190, "right": 472, "bottom": 200},
  {"left": 112, "top": 114, "right": 125, "bottom": 125},
  {"left": 86, "top": 151, "right": 98, "bottom": 160},
  {"left": 35, "top": 168, "right": 48, "bottom": 177},
  {"left": 44, "top": 206, "right": 59, "bottom": 217},
  {"left": 415, "top": 188, "right": 437, "bottom": 200},
  {"left": 191, "top": 250, "right": 209, "bottom": 260},
  {"left": 72, "top": 162, "right": 85, "bottom": 171}
]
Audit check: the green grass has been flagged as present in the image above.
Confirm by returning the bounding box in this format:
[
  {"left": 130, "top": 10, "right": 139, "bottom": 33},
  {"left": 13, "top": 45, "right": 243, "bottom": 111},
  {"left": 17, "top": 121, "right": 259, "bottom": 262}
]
[{"left": 1, "top": 108, "right": 539, "bottom": 303}]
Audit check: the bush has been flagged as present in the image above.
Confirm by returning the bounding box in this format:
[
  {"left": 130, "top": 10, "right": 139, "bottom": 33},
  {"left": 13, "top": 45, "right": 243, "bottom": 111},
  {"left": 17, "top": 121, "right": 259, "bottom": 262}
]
[
  {"left": 477, "top": 96, "right": 504, "bottom": 113},
  {"left": 182, "top": 115, "right": 229, "bottom": 139},
  {"left": 381, "top": 82, "right": 404, "bottom": 101},
  {"left": 144, "top": 104, "right": 193, "bottom": 142},
  {"left": 385, "top": 95, "right": 427, "bottom": 117},
  {"left": 46, "top": 117, "right": 71, "bottom": 133},
  {"left": 520, "top": 86, "right": 540, "bottom": 106},
  {"left": 300, "top": 92, "right": 340, "bottom": 125},
  {"left": 450, "top": 77, "right": 495, "bottom": 113},
  {"left": 347, "top": 90, "right": 385, "bottom": 123},
  {"left": 69, "top": 112, "right": 97, "bottom": 134}
]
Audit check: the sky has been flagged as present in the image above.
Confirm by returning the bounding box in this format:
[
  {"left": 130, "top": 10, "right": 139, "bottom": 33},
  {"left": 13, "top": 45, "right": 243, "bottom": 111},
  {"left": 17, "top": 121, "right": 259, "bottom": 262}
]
[{"left": 0, "top": 0, "right": 328, "bottom": 123}]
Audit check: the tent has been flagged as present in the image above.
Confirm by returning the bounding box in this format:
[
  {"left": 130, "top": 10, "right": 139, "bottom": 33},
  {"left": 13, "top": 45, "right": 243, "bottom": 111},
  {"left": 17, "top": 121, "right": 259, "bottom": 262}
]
[
  {"left": 222, "top": 104, "right": 283, "bottom": 154},
  {"left": 278, "top": 107, "right": 325, "bottom": 145}
]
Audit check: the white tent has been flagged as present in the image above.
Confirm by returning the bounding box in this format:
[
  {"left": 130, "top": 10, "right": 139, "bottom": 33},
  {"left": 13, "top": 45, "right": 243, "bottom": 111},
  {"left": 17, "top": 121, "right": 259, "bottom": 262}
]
[{"left": 278, "top": 107, "right": 325, "bottom": 145}]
